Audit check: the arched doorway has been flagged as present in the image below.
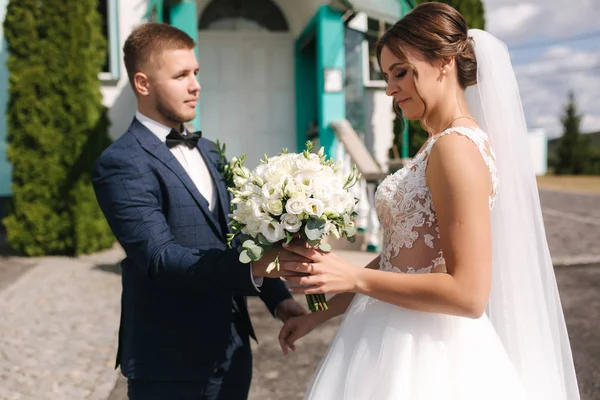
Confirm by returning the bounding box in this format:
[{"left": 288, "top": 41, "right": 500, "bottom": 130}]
[{"left": 197, "top": 0, "right": 295, "bottom": 169}]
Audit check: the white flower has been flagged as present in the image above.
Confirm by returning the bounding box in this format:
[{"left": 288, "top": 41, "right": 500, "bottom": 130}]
[
  {"left": 284, "top": 178, "right": 305, "bottom": 198},
  {"left": 285, "top": 196, "right": 308, "bottom": 215},
  {"left": 281, "top": 213, "right": 302, "bottom": 232},
  {"left": 306, "top": 198, "right": 325, "bottom": 217},
  {"left": 260, "top": 219, "right": 285, "bottom": 243},
  {"left": 325, "top": 220, "right": 341, "bottom": 239},
  {"left": 262, "top": 183, "right": 282, "bottom": 200},
  {"left": 233, "top": 176, "right": 248, "bottom": 188},
  {"left": 295, "top": 154, "right": 322, "bottom": 174},
  {"left": 295, "top": 172, "right": 315, "bottom": 195},
  {"left": 264, "top": 197, "right": 284, "bottom": 216}
]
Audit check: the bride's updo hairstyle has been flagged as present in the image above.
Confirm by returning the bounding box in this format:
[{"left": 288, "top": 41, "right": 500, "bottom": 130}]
[{"left": 376, "top": 2, "right": 477, "bottom": 119}]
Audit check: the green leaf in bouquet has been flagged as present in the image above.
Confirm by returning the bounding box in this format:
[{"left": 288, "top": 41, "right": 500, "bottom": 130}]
[
  {"left": 318, "top": 242, "right": 332, "bottom": 252},
  {"left": 347, "top": 235, "right": 356, "bottom": 243},
  {"left": 285, "top": 231, "right": 294, "bottom": 244},
  {"left": 345, "top": 226, "right": 357, "bottom": 238},
  {"left": 257, "top": 233, "right": 272, "bottom": 247},
  {"left": 248, "top": 245, "right": 264, "bottom": 261},
  {"left": 305, "top": 218, "right": 326, "bottom": 241},
  {"left": 307, "top": 238, "right": 321, "bottom": 247},
  {"left": 242, "top": 239, "right": 255, "bottom": 250},
  {"left": 239, "top": 250, "right": 252, "bottom": 264}
]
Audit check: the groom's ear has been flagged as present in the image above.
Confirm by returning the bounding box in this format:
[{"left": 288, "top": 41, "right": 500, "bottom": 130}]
[{"left": 133, "top": 72, "right": 150, "bottom": 97}]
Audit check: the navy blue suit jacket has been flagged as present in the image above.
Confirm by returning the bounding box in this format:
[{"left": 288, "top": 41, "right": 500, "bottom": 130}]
[{"left": 91, "top": 118, "right": 291, "bottom": 381}]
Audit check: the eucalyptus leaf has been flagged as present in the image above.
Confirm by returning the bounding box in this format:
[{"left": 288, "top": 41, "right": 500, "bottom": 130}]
[
  {"left": 307, "top": 238, "right": 320, "bottom": 247},
  {"left": 257, "top": 234, "right": 271, "bottom": 246},
  {"left": 242, "top": 240, "right": 255, "bottom": 250},
  {"left": 318, "top": 242, "right": 332, "bottom": 252},
  {"left": 305, "top": 218, "right": 326, "bottom": 241},
  {"left": 239, "top": 250, "right": 252, "bottom": 264},
  {"left": 249, "top": 245, "right": 264, "bottom": 261}
]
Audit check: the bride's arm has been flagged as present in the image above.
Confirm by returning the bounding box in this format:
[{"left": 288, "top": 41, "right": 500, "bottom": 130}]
[
  {"left": 284, "top": 134, "right": 493, "bottom": 319},
  {"left": 355, "top": 134, "right": 493, "bottom": 318},
  {"left": 312, "top": 255, "right": 381, "bottom": 323}
]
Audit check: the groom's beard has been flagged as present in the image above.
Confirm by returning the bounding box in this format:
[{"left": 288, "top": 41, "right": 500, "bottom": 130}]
[{"left": 155, "top": 93, "right": 193, "bottom": 126}]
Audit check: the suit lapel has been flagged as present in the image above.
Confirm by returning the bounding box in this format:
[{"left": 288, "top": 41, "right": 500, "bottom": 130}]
[
  {"left": 130, "top": 119, "right": 225, "bottom": 240},
  {"left": 197, "top": 140, "right": 232, "bottom": 235}
]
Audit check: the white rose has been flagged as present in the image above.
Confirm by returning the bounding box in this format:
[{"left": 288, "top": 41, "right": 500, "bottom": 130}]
[
  {"left": 263, "top": 197, "right": 284, "bottom": 216},
  {"left": 281, "top": 213, "right": 302, "bottom": 233},
  {"left": 260, "top": 219, "right": 286, "bottom": 243},
  {"left": 285, "top": 196, "right": 308, "bottom": 215}
]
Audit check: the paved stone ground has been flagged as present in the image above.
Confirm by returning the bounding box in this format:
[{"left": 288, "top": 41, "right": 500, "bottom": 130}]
[
  {"left": 0, "top": 248, "right": 123, "bottom": 400},
  {"left": 0, "top": 189, "right": 598, "bottom": 400}
]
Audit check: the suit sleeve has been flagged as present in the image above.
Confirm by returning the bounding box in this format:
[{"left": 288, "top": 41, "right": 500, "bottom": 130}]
[
  {"left": 91, "top": 152, "right": 259, "bottom": 294},
  {"left": 258, "top": 278, "right": 293, "bottom": 317}
]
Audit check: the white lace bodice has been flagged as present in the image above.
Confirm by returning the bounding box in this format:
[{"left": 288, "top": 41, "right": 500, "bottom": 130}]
[{"left": 375, "top": 127, "right": 498, "bottom": 274}]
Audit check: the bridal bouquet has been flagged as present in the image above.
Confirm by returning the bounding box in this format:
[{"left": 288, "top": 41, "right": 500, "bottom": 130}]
[{"left": 219, "top": 141, "right": 360, "bottom": 312}]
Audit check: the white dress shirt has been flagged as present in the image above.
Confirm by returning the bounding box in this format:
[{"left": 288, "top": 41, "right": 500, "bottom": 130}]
[{"left": 136, "top": 111, "right": 262, "bottom": 290}]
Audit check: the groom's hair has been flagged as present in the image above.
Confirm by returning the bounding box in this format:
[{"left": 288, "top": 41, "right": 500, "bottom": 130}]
[{"left": 123, "top": 22, "right": 195, "bottom": 86}]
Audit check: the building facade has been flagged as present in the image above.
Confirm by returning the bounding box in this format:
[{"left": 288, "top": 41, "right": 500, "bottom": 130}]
[{"left": 0, "top": 0, "right": 414, "bottom": 198}]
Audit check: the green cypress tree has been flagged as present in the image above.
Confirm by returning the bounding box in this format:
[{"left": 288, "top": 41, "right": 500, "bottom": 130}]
[
  {"left": 2, "top": 0, "right": 114, "bottom": 256},
  {"left": 555, "top": 91, "right": 592, "bottom": 175}
]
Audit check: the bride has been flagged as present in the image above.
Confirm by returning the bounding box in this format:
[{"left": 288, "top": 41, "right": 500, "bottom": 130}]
[{"left": 278, "top": 2, "right": 580, "bottom": 399}]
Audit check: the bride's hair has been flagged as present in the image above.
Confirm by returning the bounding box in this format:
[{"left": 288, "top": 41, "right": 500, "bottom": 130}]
[{"left": 376, "top": 2, "right": 477, "bottom": 121}]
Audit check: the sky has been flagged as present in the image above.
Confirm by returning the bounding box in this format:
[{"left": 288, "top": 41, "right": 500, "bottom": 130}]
[{"left": 483, "top": 0, "right": 600, "bottom": 138}]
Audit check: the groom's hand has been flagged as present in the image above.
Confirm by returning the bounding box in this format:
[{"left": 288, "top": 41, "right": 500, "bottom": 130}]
[
  {"left": 275, "top": 298, "right": 307, "bottom": 322},
  {"left": 251, "top": 247, "right": 311, "bottom": 278}
]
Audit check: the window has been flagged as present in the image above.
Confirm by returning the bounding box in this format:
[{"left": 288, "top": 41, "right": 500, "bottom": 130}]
[
  {"left": 97, "top": 0, "right": 120, "bottom": 81},
  {"left": 362, "top": 18, "right": 392, "bottom": 87}
]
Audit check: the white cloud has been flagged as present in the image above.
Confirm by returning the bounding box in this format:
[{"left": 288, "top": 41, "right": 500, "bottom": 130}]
[
  {"left": 483, "top": 0, "right": 600, "bottom": 138},
  {"left": 514, "top": 46, "right": 600, "bottom": 137},
  {"left": 487, "top": 3, "right": 540, "bottom": 38},
  {"left": 484, "top": 0, "right": 600, "bottom": 42}
]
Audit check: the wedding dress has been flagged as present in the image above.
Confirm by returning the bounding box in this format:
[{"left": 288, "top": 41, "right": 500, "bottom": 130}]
[
  {"left": 304, "top": 127, "right": 528, "bottom": 400},
  {"left": 303, "top": 29, "right": 579, "bottom": 400}
]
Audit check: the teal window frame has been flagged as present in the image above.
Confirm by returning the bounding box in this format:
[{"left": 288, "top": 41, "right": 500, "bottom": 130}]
[{"left": 98, "top": 0, "right": 120, "bottom": 82}]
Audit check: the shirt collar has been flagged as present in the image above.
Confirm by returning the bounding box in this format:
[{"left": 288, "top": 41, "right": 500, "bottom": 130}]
[{"left": 136, "top": 111, "right": 187, "bottom": 143}]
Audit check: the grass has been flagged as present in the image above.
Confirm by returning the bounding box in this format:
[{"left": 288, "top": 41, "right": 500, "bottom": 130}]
[{"left": 536, "top": 175, "right": 600, "bottom": 194}]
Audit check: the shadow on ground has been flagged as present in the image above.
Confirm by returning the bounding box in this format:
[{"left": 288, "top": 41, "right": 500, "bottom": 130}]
[{"left": 94, "top": 263, "right": 122, "bottom": 275}]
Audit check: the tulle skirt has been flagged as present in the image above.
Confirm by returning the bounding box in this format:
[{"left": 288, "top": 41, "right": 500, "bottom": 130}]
[{"left": 304, "top": 294, "right": 528, "bottom": 400}]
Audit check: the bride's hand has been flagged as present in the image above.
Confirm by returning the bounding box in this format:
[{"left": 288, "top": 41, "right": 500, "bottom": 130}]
[
  {"left": 278, "top": 312, "right": 321, "bottom": 355},
  {"left": 280, "top": 242, "right": 362, "bottom": 295}
]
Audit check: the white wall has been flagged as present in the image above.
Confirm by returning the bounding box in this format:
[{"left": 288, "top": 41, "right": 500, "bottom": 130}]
[
  {"left": 364, "top": 88, "right": 394, "bottom": 172},
  {"left": 100, "top": 0, "right": 148, "bottom": 139},
  {"left": 527, "top": 128, "right": 548, "bottom": 176}
]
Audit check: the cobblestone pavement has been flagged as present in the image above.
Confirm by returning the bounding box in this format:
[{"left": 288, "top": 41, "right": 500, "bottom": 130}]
[
  {"left": 0, "top": 189, "right": 598, "bottom": 400},
  {"left": 0, "top": 249, "right": 123, "bottom": 400}
]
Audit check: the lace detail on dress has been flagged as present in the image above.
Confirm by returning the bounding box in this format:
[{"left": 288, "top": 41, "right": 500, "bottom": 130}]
[{"left": 375, "top": 127, "right": 498, "bottom": 274}]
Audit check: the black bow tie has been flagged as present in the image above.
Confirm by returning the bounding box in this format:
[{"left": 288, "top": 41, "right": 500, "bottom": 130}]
[{"left": 165, "top": 129, "right": 202, "bottom": 149}]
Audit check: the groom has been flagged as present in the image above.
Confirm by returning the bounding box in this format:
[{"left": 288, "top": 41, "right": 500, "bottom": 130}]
[{"left": 92, "top": 23, "right": 307, "bottom": 399}]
